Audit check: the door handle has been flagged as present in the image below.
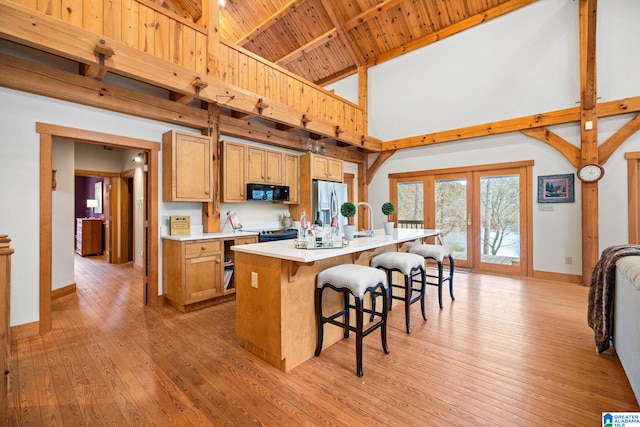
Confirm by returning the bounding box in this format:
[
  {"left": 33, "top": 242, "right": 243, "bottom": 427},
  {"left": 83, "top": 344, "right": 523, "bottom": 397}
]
[{"left": 467, "top": 214, "right": 472, "bottom": 226}]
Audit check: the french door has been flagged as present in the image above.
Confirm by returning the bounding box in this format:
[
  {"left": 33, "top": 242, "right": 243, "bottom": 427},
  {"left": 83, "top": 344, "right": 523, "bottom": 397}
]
[{"left": 393, "top": 162, "right": 531, "bottom": 275}]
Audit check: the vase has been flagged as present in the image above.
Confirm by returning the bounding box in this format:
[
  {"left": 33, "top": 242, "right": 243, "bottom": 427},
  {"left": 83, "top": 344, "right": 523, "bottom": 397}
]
[
  {"left": 383, "top": 222, "right": 394, "bottom": 235},
  {"left": 343, "top": 224, "right": 356, "bottom": 241}
]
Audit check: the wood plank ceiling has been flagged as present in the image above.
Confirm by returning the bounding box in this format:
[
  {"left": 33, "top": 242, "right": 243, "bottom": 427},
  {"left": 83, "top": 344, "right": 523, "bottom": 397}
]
[{"left": 217, "top": 0, "right": 534, "bottom": 85}]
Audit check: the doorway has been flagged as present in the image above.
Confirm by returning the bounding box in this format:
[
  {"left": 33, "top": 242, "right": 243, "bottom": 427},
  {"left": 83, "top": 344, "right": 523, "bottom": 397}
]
[
  {"left": 392, "top": 161, "right": 533, "bottom": 275},
  {"left": 38, "top": 122, "right": 160, "bottom": 335}
]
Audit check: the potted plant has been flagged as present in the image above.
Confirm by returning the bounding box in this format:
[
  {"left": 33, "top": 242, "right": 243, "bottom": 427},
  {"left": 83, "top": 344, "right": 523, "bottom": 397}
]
[
  {"left": 340, "top": 201, "right": 357, "bottom": 240},
  {"left": 381, "top": 202, "right": 395, "bottom": 235}
]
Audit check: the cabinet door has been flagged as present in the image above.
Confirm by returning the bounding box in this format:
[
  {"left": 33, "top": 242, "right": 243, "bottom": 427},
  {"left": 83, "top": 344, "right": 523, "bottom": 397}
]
[
  {"left": 311, "top": 155, "right": 329, "bottom": 180},
  {"left": 184, "top": 253, "right": 222, "bottom": 304},
  {"left": 222, "top": 141, "right": 246, "bottom": 202},
  {"left": 284, "top": 154, "right": 299, "bottom": 204},
  {"left": 327, "top": 158, "right": 343, "bottom": 182},
  {"left": 247, "top": 146, "right": 267, "bottom": 183},
  {"left": 265, "top": 151, "right": 283, "bottom": 184},
  {"left": 162, "top": 130, "right": 212, "bottom": 202}
]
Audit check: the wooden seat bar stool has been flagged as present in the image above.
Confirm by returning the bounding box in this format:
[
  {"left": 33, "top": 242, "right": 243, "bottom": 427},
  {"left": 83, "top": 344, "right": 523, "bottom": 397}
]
[
  {"left": 408, "top": 244, "right": 455, "bottom": 309},
  {"left": 314, "top": 264, "right": 390, "bottom": 377},
  {"left": 370, "top": 252, "right": 427, "bottom": 333}
]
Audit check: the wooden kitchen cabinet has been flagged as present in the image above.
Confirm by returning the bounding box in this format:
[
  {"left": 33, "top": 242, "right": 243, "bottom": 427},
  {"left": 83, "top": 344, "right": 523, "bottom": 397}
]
[
  {"left": 289, "top": 153, "right": 343, "bottom": 223},
  {"left": 309, "top": 153, "right": 343, "bottom": 182},
  {"left": 163, "top": 238, "right": 223, "bottom": 312},
  {"left": 247, "top": 146, "right": 283, "bottom": 184},
  {"left": 284, "top": 153, "right": 299, "bottom": 204},
  {"left": 75, "top": 218, "right": 102, "bottom": 256},
  {"left": 162, "top": 130, "right": 213, "bottom": 202},
  {"left": 221, "top": 140, "right": 246, "bottom": 202},
  {"left": 162, "top": 234, "right": 258, "bottom": 312}
]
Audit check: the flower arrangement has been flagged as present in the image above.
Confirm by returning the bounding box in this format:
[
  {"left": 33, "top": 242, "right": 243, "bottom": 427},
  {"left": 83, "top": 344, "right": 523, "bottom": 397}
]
[{"left": 381, "top": 202, "right": 395, "bottom": 222}]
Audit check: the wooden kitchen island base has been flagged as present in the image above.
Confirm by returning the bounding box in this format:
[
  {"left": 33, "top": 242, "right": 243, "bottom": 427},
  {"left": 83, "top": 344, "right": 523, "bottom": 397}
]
[{"left": 233, "top": 229, "right": 441, "bottom": 372}]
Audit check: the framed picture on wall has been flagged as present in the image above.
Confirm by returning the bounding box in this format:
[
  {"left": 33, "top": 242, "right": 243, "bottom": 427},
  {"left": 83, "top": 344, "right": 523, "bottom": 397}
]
[
  {"left": 95, "top": 181, "right": 103, "bottom": 213},
  {"left": 537, "top": 174, "right": 575, "bottom": 203}
]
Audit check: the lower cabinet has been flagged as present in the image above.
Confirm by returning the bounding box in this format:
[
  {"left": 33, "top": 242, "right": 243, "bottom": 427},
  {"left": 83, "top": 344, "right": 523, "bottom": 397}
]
[{"left": 162, "top": 235, "right": 258, "bottom": 312}]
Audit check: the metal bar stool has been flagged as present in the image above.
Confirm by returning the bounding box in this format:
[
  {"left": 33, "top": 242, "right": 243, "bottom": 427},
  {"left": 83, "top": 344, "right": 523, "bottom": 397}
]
[
  {"left": 314, "top": 264, "right": 389, "bottom": 377},
  {"left": 408, "top": 244, "right": 455, "bottom": 309},
  {"left": 371, "top": 252, "right": 427, "bottom": 333}
]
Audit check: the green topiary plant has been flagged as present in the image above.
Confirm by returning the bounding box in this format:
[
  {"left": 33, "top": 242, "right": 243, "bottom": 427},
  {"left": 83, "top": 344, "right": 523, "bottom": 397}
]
[
  {"left": 381, "top": 202, "right": 395, "bottom": 222},
  {"left": 340, "top": 202, "right": 356, "bottom": 225}
]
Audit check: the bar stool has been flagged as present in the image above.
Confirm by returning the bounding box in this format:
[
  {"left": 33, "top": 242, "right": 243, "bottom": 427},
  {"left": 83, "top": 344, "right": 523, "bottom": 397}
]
[
  {"left": 408, "top": 244, "right": 455, "bottom": 309},
  {"left": 314, "top": 264, "right": 389, "bottom": 377},
  {"left": 370, "top": 252, "right": 427, "bottom": 334}
]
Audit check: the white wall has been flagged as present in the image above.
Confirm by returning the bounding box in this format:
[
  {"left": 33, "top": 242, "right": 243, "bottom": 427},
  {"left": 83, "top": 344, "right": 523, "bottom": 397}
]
[
  {"left": 51, "top": 138, "right": 75, "bottom": 291},
  {"left": 330, "top": 0, "right": 640, "bottom": 275}
]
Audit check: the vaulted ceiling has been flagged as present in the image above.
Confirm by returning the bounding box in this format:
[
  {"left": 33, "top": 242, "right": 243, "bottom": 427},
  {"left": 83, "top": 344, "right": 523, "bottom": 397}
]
[{"left": 216, "top": 0, "right": 537, "bottom": 85}]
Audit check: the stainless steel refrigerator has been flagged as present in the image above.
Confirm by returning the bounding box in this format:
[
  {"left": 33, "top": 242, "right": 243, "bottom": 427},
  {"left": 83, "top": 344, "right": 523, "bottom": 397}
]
[{"left": 312, "top": 180, "right": 348, "bottom": 234}]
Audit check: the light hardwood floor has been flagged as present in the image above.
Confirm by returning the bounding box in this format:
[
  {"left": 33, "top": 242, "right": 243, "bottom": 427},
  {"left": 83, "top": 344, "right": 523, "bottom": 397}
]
[{"left": 7, "top": 255, "right": 639, "bottom": 426}]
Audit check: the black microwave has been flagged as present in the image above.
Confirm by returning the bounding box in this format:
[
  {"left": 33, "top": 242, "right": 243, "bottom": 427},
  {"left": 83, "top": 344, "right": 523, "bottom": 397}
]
[{"left": 246, "top": 183, "right": 290, "bottom": 202}]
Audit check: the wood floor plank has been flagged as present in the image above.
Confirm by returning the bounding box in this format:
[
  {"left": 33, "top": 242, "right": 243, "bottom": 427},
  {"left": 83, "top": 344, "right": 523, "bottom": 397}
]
[{"left": 7, "top": 254, "right": 640, "bottom": 426}]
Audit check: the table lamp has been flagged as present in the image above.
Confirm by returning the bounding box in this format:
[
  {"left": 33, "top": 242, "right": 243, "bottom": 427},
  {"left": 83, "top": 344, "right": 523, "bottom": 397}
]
[{"left": 86, "top": 199, "right": 98, "bottom": 217}]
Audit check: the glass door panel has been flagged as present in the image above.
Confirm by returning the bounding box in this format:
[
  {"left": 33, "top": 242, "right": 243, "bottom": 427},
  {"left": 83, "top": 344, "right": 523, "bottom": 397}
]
[
  {"left": 434, "top": 174, "right": 471, "bottom": 266},
  {"left": 397, "top": 181, "right": 424, "bottom": 229},
  {"left": 479, "top": 175, "right": 520, "bottom": 267}
]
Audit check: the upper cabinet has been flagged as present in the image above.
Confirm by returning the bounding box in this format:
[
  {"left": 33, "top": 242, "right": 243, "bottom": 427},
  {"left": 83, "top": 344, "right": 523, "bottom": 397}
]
[
  {"left": 247, "top": 147, "right": 283, "bottom": 184},
  {"left": 310, "top": 154, "right": 343, "bottom": 182},
  {"left": 284, "top": 154, "right": 299, "bottom": 204},
  {"left": 221, "top": 141, "right": 246, "bottom": 203},
  {"left": 162, "top": 130, "right": 213, "bottom": 202}
]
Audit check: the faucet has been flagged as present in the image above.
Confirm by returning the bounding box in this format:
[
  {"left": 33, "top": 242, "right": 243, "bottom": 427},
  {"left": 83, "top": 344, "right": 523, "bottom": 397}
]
[{"left": 356, "top": 202, "right": 374, "bottom": 237}]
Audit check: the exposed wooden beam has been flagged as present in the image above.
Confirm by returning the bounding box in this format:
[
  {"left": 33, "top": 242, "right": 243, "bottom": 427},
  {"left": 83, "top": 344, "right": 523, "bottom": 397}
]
[
  {"left": 218, "top": 114, "right": 367, "bottom": 163},
  {"left": 236, "top": 0, "right": 306, "bottom": 46},
  {"left": 371, "top": 0, "right": 538, "bottom": 66},
  {"left": 0, "top": 0, "right": 380, "bottom": 152},
  {"left": 0, "top": 53, "right": 209, "bottom": 129},
  {"left": 367, "top": 150, "right": 395, "bottom": 185},
  {"left": 277, "top": 28, "right": 338, "bottom": 65},
  {"left": 579, "top": 0, "right": 599, "bottom": 287},
  {"left": 383, "top": 95, "right": 640, "bottom": 151},
  {"left": 521, "top": 128, "right": 581, "bottom": 167},
  {"left": 318, "top": 0, "right": 364, "bottom": 67},
  {"left": 383, "top": 107, "right": 580, "bottom": 150},
  {"left": 343, "top": 0, "right": 405, "bottom": 32},
  {"left": 599, "top": 113, "right": 640, "bottom": 165}
]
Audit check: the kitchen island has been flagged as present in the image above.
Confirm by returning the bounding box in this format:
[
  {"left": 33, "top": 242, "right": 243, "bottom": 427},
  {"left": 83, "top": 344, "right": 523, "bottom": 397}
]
[{"left": 231, "top": 228, "right": 442, "bottom": 372}]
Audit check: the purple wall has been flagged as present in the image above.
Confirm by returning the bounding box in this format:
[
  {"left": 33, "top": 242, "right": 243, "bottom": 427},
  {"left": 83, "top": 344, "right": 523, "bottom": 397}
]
[{"left": 75, "top": 176, "right": 103, "bottom": 218}]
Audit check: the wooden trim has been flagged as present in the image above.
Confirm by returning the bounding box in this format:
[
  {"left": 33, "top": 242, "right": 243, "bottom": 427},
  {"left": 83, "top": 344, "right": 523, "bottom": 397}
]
[
  {"left": 388, "top": 160, "right": 535, "bottom": 179},
  {"left": 75, "top": 169, "right": 120, "bottom": 178},
  {"left": 147, "top": 149, "right": 159, "bottom": 306},
  {"left": 366, "top": 151, "right": 395, "bottom": 185},
  {"left": 37, "top": 122, "right": 160, "bottom": 333},
  {"left": 39, "top": 132, "right": 52, "bottom": 335},
  {"left": 532, "top": 270, "right": 582, "bottom": 284},
  {"left": 36, "top": 123, "right": 160, "bottom": 151},
  {"left": 627, "top": 152, "right": 640, "bottom": 244},
  {"left": 10, "top": 321, "right": 39, "bottom": 341},
  {"left": 51, "top": 283, "right": 76, "bottom": 300}
]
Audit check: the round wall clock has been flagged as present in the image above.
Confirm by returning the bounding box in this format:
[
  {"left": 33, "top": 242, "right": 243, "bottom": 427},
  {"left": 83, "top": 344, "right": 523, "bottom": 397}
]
[{"left": 577, "top": 163, "right": 604, "bottom": 183}]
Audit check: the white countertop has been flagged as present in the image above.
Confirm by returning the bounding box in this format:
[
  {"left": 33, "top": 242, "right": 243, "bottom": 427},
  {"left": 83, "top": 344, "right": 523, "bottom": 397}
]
[
  {"left": 161, "top": 230, "right": 259, "bottom": 241},
  {"left": 231, "top": 228, "right": 442, "bottom": 262}
]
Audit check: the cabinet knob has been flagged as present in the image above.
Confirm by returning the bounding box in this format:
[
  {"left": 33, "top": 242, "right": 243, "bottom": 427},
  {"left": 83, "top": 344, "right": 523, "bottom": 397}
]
[
  {"left": 216, "top": 259, "right": 221, "bottom": 264},
  {"left": 201, "top": 246, "right": 206, "bottom": 251}
]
